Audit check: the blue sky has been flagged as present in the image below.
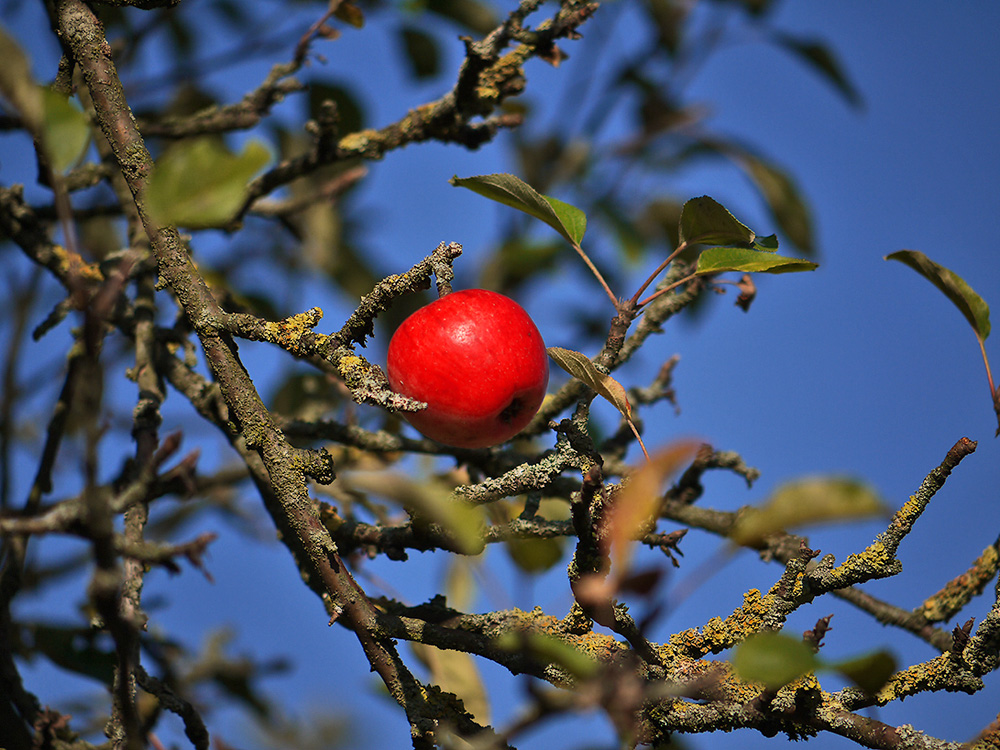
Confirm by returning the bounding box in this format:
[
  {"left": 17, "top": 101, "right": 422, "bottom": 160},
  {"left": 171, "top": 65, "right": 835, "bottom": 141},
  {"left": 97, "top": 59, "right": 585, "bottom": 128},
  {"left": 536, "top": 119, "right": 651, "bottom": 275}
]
[{"left": 3, "top": 2, "right": 1000, "bottom": 748}]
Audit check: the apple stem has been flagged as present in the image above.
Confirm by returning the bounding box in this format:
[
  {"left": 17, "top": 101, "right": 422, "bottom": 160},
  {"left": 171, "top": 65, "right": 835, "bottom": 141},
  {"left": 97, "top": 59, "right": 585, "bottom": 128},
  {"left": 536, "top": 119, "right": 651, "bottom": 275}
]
[
  {"left": 629, "top": 240, "right": 691, "bottom": 308},
  {"left": 977, "top": 336, "right": 1000, "bottom": 437},
  {"left": 571, "top": 241, "right": 619, "bottom": 308},
  {"left": 637, "top": 270, "right": 700, "bottom": 308}
]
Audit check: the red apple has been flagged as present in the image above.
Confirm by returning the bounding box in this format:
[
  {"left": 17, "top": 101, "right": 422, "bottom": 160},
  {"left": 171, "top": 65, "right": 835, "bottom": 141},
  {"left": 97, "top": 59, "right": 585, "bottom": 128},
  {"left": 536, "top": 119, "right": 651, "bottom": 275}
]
[{"left": 386, "top": 289, "right": 549, "bottom": 448}]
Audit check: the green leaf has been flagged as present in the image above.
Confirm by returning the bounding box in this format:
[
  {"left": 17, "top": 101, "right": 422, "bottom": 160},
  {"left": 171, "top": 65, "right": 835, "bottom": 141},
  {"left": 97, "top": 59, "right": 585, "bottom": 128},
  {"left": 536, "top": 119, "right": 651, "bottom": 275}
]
[
  {"left": 423, "top": 0, "right": 499, "bottom": 35},
  {"left": 754, "top": 234, "right": 780, "bottom": 252},
  {"left": 334, "top": 0, "right": 365, "bottom": 28},
  {"left": 478, "top": 238, "right": 563, "bottom": 293},
  {"left": 772, "top": 33, "right": 863, "bottom": 109},
  {"left": 346, "top": 472, "right": 486, "bottom": 556},
  {"left": 496, "top": 631, "right": 599, "bottom": 680},
  {"left": 730, "top": 477, "right": 888, "bottom": 546},
  {"left": 28, "top": 623, "right": 115, "bottom": 685},
  {"left": 737, "top": 154, "right": 815, "bottom": 254},
  {"left": 886, "top": 250, "right": 991, "bottom": 342},
  {"left": 676, "top": 143, "right": 815, "bottom": 254},
  {"left": 0, "top": 28, "right": 41, "bottom": 129},
  {"left": 505, "top": 497, "right": 569, "bottom": 573},
  {"left": 695, "top": 247, "right": 817, "bottom": 275},
  {"left": 831, "top": 650, "right": 897, "bottom": 696},
  {"left": 731, "top": 632, "right": 818, "bottom": 689},
  {"left": 594, "top": 197, "right": 648, "bottom": 264},
  {"left": 679, "top": 196, "right": 755, "bottom": 247},
  {"left": 451, "top": 173, "right": 587, "bottom": 245},
  {"left": 506, "top": 536, "right": 565, "bottom": 573},
  {"left": 308, "top": 82, "right": 366, "bottom": 134},
  {"left": 547, "top": 347, "right": 630, "bottom": 418},
  {"left": 146, "top": 138, "right": 270, "bottom": 229},
  {"left": 40, "top": 89, "right": 91, "bottom": 173},
  {"left": 398, "top": 26, "right": 441, "bottom": 79}
]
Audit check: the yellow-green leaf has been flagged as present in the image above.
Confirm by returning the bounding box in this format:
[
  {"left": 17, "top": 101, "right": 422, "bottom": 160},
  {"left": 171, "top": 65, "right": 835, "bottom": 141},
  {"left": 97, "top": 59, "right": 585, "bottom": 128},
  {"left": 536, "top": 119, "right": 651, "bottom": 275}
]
[
  {"left": 451, "top": 173, "right": 586, "bottom": 245},
  {"left": 730, "top": 477, "right": 888, "bottom": 546},
  {"left": 886, "top": 249, "right": 990, "bottom": 341},
  {"left": 547, "top": 346, "right": 630, "bottom": 418},
  {"left": 679, "top": 196, "right": 754, "bottom": 247},
  {"left": 506, "top": 536, "right": 565, "bottom": 573},
  {"left": 146, "top": 137, "right": 270, "bottom": 229},
  {"left": 696, "top": 246, "right": 818, "bottom": 275},
  {"left": 346, "top": 472, "right": 486, "bottom": 555},
  {"left": 40, "top": 89, "right": 91, "bottom": 173},
  {"left": 732, "top": 631, "right": 818, "bottom": 689},
  {"left": 0, "top": 28, "right": 42, "bottom": 134},
  {"left": 736, "top": 152, "right": 814, "bottom": 254},
  {"left": 333, "top": 0, "right": 365, "bottom": 28},
  {"left": 496, "top": 631, "right": 599, "bottom": 681},
  {"left": 831, "top": 650, "right": 896, "bottom": 696},
  {"left": 444, "top": 556, "right": 478, "bottom": 612}
]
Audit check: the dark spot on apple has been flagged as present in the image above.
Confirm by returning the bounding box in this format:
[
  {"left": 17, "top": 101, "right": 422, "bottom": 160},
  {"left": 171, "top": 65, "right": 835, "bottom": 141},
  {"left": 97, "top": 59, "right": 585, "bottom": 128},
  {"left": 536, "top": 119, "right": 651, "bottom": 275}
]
[{"left": 499, "top": 397, "right": 524, "bottom": 424}]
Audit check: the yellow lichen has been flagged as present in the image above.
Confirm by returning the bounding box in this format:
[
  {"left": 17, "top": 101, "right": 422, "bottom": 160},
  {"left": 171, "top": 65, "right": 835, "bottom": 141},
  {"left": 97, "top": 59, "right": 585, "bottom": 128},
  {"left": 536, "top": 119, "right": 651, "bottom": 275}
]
[
  {"left": 338, "top": 355, "right": 363, "bottom": 380},
  {"left": 51, "top": 244, "right": 104, "bottom": 283},
  {"left": 339, "top": 129, "right": 379, "bottom": 153},
  {"left": 662, "top": 589, "right": 773, "bottom": 661}
]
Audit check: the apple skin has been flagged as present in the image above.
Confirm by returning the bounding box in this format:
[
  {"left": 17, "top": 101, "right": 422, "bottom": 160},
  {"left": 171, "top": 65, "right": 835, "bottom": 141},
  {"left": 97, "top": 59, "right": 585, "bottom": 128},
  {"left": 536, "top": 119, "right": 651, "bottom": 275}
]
[{"left": 386, "top": 289, "right": 549, "bottom": 449}]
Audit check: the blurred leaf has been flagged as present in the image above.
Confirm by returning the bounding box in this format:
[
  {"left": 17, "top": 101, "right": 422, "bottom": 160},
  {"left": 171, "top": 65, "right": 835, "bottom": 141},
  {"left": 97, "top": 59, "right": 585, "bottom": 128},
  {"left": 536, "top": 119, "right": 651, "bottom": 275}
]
[
  {"left": 503, "top": 497, "right": 568, "bottom": 573},
  {"left": 161, "top": 82, "right": 218, "bottom": 119},
  {"left": 642, "top": 0, "right": 690, "bottom": 55},
  {"left": 347, "top": 472, "right": 486, "bottom": 555},
  {"left": 445, "top": 556, "right": 478, "bottom": 612},
  {"left": 78, "top": 215, "right": 123, "bottom": 261},
  {"left": 730, "top": 477, "right": 888, "bottom": 546},
  {"left": 478, "top": 238, "right": 563, "bottom": 294},
  {"left": 684, "top": 142, "right": 815, "bottom": 254},
  {"left": 26, "top": 623, "right": 115, "bottom": 685},
  {"left": 309, "top": 82, "right": 366, "bottom": 134},
  {"left": 422, "top": 0, "right": 499, "bottom": 35},
  {"left": 451, "top": 173, "right": 587, "bottom": 245},
  {"left": 0, "top": 28, "right": 43, "bottom": 133},
  {"left": 604, "top": 441, "right": 699, "bottom": 572},
  {"left": 40, "top": 89, "right": 90, "bottom": 173},
  {"left": 334, "top": 0, "right": 365, "bottom": 28},
  {"left": 832, "top": 650, "right": 896, "bottom": 696},
  {"left": 595, "top": 197, "right": 647, "bottom": 264},
  {"left": 166, "top": 12, "right": 195, "bottom": 56},
  {"left": 772, "top": 33, "right": 862, "bottom": 109},
  {"left": 638, "top": 197, "right": 684, "bottom": 254},
  {"left": 886, "top": 250, "right": 991, "bottom": 342},
  {"left": 194, "top": 629, "right": 281, "bottom": 718},
  {"left": 732, "top": 631, "right": 818, "bottom": 689},
  {"left": 496, "top": 631, "right": 599, "bottom": 680},
  {"left": 399, "top": 25, "right": 440, "bottom": 79},
  {"left": 679, "top": 196, "right": 755, "bottom": 247},
  {"left": 254, "top": 710, "right": 350, "bottom": 750},
  {"left": 411, "top": 642, "right": 490, "bottom": 723},
  {"left": 547, "top": 347, "right": 630, "bottom": 418},
  {"left": 696, "top": 247, "right": 817, "bottom": 275},
  {"left": 714, "top": 0, "right": 775, "bottom": 15},
  {"left": 147, "top": 137, "right": 270, "bottom": 228},
  {"left": 514, "top": 135, "right": 590, "bottom": 195},
  {"left": 270, "top": 372, "right": 342, "bottom": 420},
  {"left": 506, "top": 535, "right": 565, "bottom": 573},
  {"left": 209, "top": 0, "right": 254, "bottom": 29},
  {"left": 736, "top": 152, "right": 814, "bottom": 254}
]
